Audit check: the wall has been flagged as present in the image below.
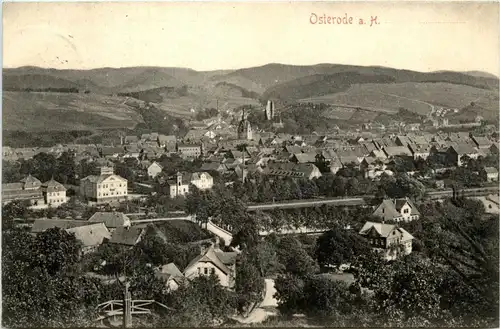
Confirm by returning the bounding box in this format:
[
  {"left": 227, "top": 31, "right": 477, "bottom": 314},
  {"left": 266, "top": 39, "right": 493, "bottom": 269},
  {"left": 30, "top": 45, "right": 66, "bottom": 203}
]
[{"left": 184, "top": 262, "right": 230, "bottom": 287}]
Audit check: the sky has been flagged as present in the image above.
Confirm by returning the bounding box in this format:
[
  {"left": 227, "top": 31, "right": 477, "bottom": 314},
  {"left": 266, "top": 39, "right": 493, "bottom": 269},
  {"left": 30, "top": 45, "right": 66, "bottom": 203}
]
[{"left": 3, "top": 2, "right": 500, "bottom": 75}]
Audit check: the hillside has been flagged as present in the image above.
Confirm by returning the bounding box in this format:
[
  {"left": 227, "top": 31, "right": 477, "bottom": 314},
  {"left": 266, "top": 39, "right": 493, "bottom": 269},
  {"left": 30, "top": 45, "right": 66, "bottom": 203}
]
[
  {"left": 3, "top": 63, "right": 499, "bottom": 138},
  {"left": 3, "top": 66, "right": 231, "bottom": 93},
  {"left": 3, "top": 74, "right": 80, "bottom": 91},
  {"left": 3, "top": 91, "right": 144, "bottom": 132},
  {"left": 300, "top": 82, "right": 499, "bottom": 120}
]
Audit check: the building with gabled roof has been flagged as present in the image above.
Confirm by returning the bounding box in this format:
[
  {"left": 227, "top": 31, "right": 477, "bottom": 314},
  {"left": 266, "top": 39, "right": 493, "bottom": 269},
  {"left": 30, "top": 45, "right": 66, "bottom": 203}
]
[
  {"left": 359, "top": 221, "right": 414, "bottom": 261},
  {"left": 372, "top": 198, "right": 420, "bottom": 222},
  {"left": 88, "top": 212, "right": 131, "bottom": 232},
  {"left": 66, "top": 223, "right": 111, "bottom": 253},
  {"left": 79, "top": 167, "right": 128, "bottom": 204},
  {"left": 108, "top": 226, "right": 145, "bottom": 246},
  {"left": 183, "top": 245, "right": 237, "bottom": 289},
  {"left": 2, "top": 175, "right": 44, "bottom": 205},
  {"left": 41, "top": 178, "right": 67, "bottom": 207},
  {"left": 147, "top": 161, "right": 164, "bottom": 179},
  {"left": 155, "top": 262, "right": 188, "bottom": 291}
]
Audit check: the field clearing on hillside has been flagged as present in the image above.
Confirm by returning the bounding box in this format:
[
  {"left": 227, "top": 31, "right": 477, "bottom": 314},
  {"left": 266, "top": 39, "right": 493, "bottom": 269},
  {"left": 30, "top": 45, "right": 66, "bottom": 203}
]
[
  {"left": 300, "top": 82, "right": 499, "bottom": 118},
  {"left": 321, "top": 107, "right": 356, "bottom": 120},
  {"left": 3, "top": 91, "right": 143, "bottom": 131}
]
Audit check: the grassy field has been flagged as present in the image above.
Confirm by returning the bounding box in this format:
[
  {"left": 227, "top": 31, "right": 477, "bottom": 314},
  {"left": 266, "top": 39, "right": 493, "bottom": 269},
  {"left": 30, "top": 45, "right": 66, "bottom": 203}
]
[
  {"left": 300, "top": 82, "right": 499, "bottom": 118},
  {"left": 3, "top": 91, "right": 143, "bottom": 132}
]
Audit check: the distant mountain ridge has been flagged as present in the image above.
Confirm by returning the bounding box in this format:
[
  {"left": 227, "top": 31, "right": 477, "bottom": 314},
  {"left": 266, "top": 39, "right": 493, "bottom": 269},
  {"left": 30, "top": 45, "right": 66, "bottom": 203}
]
[{"left": 5, "top": 64, "right": 498, "bottom": 96}]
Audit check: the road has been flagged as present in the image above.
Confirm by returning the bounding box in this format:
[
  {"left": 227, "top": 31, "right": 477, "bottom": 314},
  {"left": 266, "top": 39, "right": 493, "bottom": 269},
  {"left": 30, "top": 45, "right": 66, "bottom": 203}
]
[
  {"left": 232, "top": 279, "right": 278, "bottom": 324},
  {"left": 247, "top": 197, "right": 366, "bottom": 211}
]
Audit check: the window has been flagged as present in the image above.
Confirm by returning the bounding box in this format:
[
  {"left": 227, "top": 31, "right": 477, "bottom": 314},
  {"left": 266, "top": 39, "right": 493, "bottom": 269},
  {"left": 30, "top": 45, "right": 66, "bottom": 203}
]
[
  {"left": 204, "top": 268, "right": 208, "bottom": 275},
  {"left": 403, "top": 208, "right": 409, "bottom": 214},
  {"left": 211, "top": 268, "right": 215, "bottom": 275}
]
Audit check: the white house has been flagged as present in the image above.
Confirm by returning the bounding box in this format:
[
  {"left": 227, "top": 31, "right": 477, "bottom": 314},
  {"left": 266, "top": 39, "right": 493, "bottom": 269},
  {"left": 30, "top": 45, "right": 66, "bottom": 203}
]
[
  {"left": 372, "top": 198, "right": 420, "bottom": 222},
  {"left": 189, "top": 172, "right": 214, "bottom": 190},
  {"left": 484, "top": 167, "right": 499, "bottom": 182},
  {"left": 183, "top": 246, "right": 237, "bottom": 289},
  {"left": 41, "top": 178, "right": 68, "bottom": 207},
  {"left": 147, "top": 162, "right": 164, "bottom": 179}
]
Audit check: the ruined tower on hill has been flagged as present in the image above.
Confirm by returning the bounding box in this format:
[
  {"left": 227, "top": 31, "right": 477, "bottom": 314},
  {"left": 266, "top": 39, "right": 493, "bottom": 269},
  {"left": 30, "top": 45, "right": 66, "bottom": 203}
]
[{"left": 265, "top": 100, "right": 275, "bottom": 121}]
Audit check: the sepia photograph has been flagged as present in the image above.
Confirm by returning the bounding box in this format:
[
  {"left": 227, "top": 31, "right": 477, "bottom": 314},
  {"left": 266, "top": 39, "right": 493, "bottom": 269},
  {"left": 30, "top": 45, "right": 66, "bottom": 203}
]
[{"left": 2, "top": 1, "right": 499, "bottom": 328}]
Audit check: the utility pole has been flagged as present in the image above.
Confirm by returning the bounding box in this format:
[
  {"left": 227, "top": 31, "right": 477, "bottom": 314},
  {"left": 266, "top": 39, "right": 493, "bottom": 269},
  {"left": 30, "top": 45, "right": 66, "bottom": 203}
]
[{"left": 123, "top": 282, "right": 132, "bottom": 328}]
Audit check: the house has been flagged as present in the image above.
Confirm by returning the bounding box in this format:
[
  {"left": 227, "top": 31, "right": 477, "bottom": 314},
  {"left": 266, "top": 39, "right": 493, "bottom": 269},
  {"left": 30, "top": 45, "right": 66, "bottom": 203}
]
[
  {"left": 265, "top": 163, "right": 322, "bottom": 180},
  {"left": 471, "top": 135, "right": 492, "bottom": 149},
  {"left": 372, "top": 198, "right": 420, "bottom": 222},
  {"left": 66, "top": 223, "right": 111, "bottom": 253},
  {"left": 484, "top": 167, "right": 499, "bottom": 182},
  {"left": 124, "top": 136, "right": 139, "bottom": 144},
  {"left": 383, "top": 146, "right": 413, "bottom": 159},
  {"left": 200, "top": 162, "right": 227, "bottom": 174},
  {"left": 359, "top": 221, "right": 414, "bottom": 261},
  {"left": 157, "top": 135, "right": 177, "bottom": 147},
  {"left": 108, "top": 226, "right": 145, "bottom": 246},
  {"left": 408, "top": 144, "right": 432, "bottom": 160},
  {"left": 177, "top": 144, "right": 202, "bottom": 158},
  {"left": 447, "top": 144, "right": 479, "bottom": 166},
  {"left": 88, "top": 212, "right": 131, "bottom": 232},
  {"left": 290, "top": 152, "right": 318, "bottom": 164},
  {"left": 329, "top": 157, "right": 343, "bottom": 175},
  {"left": 147, "top": 161, "right": 164, "bottom": 179},
  {"left": 41, "top": 178, "right": 67, "bottom": 207},
  {"left": 155, "top": 263, "right": 188, "bottom": 291},
  {"left": 79, "top": 166, "right": 128, "bottom": 204},
  {"left": 2, "top": 174, "right": 45, "bottom": 205},
  {"left": 183, "top": 245, "right": 237, "bottom": 289},
  {"left": 395, "top": 136, "right": 413, "bottom": 147},
  {"left": 189, "top": 172, "right": 214, "bottom": 190}
]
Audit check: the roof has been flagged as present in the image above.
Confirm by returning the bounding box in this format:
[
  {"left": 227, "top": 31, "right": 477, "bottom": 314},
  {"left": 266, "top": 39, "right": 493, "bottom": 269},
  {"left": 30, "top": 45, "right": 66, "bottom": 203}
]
[
  {"left": 484, "top": 167, "right": 498, "bottom": 174},
  {"left": 292, "top": 152, "right": 317, "bottom": 163},
  {"left": 184, "top": 246, "right": 230, "bottom": 275},
  {"left": 200, "top": 162, "right": 225, "bottom": 171},
  {"left": 66, "top": 223, "right": 111, "bottom": 247},
  {"left": 32, "top": 219, "right": 92, "bottom": 233},
  {"left": 383, "top": 146, "right": 412, "bottom": 157},
  {"left": 88, "top": 212, "right": 131, "bottom": 228},
  {"left": 214, "top": 250, "right": 238, "bottom": 265},
  {"left": 41, "top": 178, "right": 67, "bottom": 192},
  {"left": 20, "top": 174, "right": 42, "bottom": 187},
  {"left": 372, "top": 198, "right": 421, "bottom": 220},
  {"left": 159, "top": 262, "right": 184, "bottom": 277},
  {"left": 189, "top": 172, "right": 213, "bottom": 182},
  {"left": 109, "top": 226, "right": 144, "bottom": 246},
  {"left": 359, "top": 221, "right": 414, "bottom": 241},
  {"left": 80, "top": 174, "right": 127, "bottom": 184},
  {"left": 448, "top": 143, "right": 477, "bottom": 155}
]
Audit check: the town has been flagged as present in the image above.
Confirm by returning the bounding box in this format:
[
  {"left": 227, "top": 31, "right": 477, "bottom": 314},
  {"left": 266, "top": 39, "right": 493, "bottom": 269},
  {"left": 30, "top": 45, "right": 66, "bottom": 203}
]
[
  {"left": 3, "top": 2, "right": 499, "bottom": 328},
  {"left": 2, "top": 98, "right": 499, "bottom": 327}
]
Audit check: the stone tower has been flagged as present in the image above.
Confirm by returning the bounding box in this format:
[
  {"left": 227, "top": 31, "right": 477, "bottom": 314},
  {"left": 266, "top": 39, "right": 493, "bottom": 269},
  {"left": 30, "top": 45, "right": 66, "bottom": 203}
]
[{"left": 265, "top": 100, "right": 275, "bottom": 121}]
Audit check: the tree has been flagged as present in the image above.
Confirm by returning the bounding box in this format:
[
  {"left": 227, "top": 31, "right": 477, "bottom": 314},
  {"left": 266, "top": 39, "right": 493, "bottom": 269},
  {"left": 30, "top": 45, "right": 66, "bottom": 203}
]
[
  {"left": 315, "top": 227, "right": 371, "bottom": 268},
  {"left": 161, "top": 275, "right": 235, "bottom": 326},
  {"left": 274, "top": 274, "right": 306, "bottom": 315},
  {"left": 2, "top": 229, "right": 101, "bottom": 327},
  {"left": 235, "top": 251, "right": 264, "bottom": 312},
  {"left": 277, "top": 236, "right": 319, "bottom": 277}
]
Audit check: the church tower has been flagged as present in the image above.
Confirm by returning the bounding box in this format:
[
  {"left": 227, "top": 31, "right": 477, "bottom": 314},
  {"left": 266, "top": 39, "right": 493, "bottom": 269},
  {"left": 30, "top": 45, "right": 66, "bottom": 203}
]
[{"left": 238, "top": 109, "right": 253, "bottom": 140}]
